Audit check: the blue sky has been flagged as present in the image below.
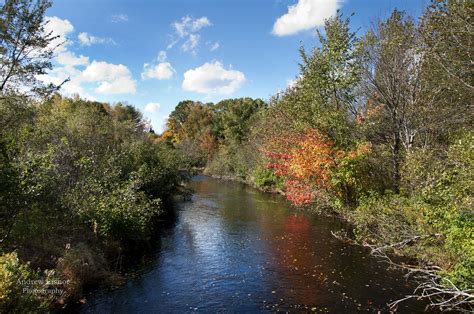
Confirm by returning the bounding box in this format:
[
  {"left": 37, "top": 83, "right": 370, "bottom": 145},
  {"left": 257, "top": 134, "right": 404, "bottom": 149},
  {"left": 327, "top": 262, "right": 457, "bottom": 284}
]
[{"left": 42, "top": 0, "right": 428, "bottom": 132}]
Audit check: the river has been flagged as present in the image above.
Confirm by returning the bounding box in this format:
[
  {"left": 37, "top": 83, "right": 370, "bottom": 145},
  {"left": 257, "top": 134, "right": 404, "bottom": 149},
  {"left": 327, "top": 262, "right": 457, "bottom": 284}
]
[{"left": 81, "top": 175, "right": 425, "bottom": 312}]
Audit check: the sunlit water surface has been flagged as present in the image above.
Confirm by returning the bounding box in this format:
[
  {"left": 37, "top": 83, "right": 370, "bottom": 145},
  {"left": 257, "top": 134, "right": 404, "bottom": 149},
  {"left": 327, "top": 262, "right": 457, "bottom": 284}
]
[{"left": 81, "top": 175, "right": 425, "bottom": 313}]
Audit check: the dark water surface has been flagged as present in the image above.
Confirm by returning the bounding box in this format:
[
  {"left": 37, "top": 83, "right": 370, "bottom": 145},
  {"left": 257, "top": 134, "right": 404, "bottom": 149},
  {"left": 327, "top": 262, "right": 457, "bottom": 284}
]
[{"left": 81, "top": 175, "right": 425, "bottom": 313}]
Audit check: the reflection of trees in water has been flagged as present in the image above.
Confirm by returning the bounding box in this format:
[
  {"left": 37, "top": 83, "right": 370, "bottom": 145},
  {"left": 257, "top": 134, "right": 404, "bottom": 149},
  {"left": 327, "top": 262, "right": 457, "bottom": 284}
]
[
  {"left": 184, "top": 177, "right": 423, "bottom": 311},
  {"left": 180, "top": 221, "right": 197, "bottom": 254},
  {"left": 271, "top": 214, "right": 332, "bottom": 307}
]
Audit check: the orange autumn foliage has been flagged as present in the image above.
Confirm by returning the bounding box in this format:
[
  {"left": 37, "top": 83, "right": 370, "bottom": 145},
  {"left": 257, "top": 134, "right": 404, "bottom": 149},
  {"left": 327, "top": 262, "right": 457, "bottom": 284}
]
[
  {"left": 265, "top": 128, "right": 371, "bottom": 206},
  {"left": 265, "top": 129, "right": 337, "bottom": 206},
  {"left": 288, "top": 130, "right": 334, "bottom": 188}
]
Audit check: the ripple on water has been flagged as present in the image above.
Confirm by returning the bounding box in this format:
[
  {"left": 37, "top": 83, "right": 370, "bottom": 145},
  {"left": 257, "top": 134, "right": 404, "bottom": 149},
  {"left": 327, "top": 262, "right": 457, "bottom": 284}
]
[{"left": 81, "top": 176, "right": 428, "bottom": 313}]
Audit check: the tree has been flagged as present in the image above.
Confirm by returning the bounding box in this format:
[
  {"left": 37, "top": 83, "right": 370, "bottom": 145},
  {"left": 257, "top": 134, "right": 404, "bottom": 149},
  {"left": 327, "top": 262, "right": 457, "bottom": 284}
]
[
  {"left": 0, "top": 0, "right": 59, "bottom": 95},
  {"left": 264, "top": 128, "right": 370, "bottom": 206},
  {"left": 165, "top": 100, "right": 195, "bottom": 143},
  {"left": 359, "top": 10, "right": 426, "bottom": 193},
  {"left": 164, "top": 101, "right": 217, "bottom": 165},
  {"left": 112, "top": 102, "right": 145, "bottom": 131},
  {"left": 214, "top": 97, "right": 265, "bottom": 145},
  {"left": 421, "top": 0, "right": 473, "bottom": 94},
  {"left": 417, "top": 0, "right": 474, "bottom": 142}
]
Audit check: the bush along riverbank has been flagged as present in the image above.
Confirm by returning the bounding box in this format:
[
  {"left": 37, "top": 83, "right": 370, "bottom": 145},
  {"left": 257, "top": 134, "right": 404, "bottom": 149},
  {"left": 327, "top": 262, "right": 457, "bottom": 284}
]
[
  {"left": 0, "top": 94, "right": 190, "bottom": 311},
  {"left": 160, "top": 3, "right": 473, "bottom": 311},
  {"left": 0, "top": 2, "right": 189, "bottom": 309}
]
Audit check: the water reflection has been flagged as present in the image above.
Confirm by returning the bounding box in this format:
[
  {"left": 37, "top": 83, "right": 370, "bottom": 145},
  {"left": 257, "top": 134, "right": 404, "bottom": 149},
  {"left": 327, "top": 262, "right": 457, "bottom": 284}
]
[{"left": 81, "top": 176, "right": 426, "bottom": 313}]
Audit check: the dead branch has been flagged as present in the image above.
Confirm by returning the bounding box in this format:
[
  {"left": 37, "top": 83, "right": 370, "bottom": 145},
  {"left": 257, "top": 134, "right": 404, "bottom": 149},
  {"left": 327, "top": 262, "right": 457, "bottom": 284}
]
[{"left": 331, "top": 231, "right": 474, "bottom": 312}]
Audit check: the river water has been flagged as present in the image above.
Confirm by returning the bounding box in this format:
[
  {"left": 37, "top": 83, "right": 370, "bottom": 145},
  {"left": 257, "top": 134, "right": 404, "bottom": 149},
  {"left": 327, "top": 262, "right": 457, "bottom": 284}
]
[{"left": 81, "top": 175, "right": 426, "bottom": 313}]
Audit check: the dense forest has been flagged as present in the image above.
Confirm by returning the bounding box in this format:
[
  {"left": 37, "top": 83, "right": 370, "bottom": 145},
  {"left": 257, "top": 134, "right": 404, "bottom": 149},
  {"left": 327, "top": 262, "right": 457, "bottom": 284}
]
[{"left": 0, "top": 0, "right": 472, "bottom": 312}]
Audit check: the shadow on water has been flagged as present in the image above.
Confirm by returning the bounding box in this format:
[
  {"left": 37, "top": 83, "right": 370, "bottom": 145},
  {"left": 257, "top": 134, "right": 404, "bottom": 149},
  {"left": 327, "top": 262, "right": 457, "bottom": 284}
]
[{"left": 79, "top": 175, "right": 429, "bottom": 313}]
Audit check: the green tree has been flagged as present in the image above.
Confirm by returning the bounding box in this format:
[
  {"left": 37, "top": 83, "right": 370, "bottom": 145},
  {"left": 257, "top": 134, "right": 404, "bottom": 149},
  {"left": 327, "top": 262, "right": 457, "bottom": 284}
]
[
  {"left": 359, "top": 10, "right": 424, "bottom": 192},
  {"left": 260, "top": 13, "right": 361, "bottom": 149},
  {"left": 0, "top": 0, "right": 59, "bottom": 95},
  {"left": 165, "top": 100, "right": 196, "bottom": 142},
  {"left": 421, "top": 0, "right": 473, "bottom": 94},
  {"left": 214, "top": 97, "right": 265, "bottom": 145}
]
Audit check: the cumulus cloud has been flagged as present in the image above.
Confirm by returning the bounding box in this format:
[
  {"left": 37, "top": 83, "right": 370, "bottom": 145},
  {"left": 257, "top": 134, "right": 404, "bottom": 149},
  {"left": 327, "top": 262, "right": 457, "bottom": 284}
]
[
  {"left": 141, "top": 51, "right": 175, "bottom": 80},
  {"left": 38, "top": 17, "right": 90, "bottom": 96},
  {"left": 144, "top": 102, "right": 161, "bottom": 113},
  {"left": 43, "top": 16, "right": 74, "bottom": 52},
  {"left": 82, "top": 61, "right": 136, "bottom": 94},
  {"left": 38, "top": 17, "right": 134, "bottom": 98},
  {"left": 110, "top": 14, "right": 129, "bottom": 23},
  {"left": 56, "top": 51, "right": 89, "bottom": 67},
  {"left": 78, "top": 32, "right": 115, "bottom": 46},
  {"left": 38, "top": 65, "right": 85, "bottom": 95},
  {"left": 142, "top": 62, "right": 175, "bottom": 80},
  {"left": 182, "top": 61, "right": 246, "bottom": 95},
  {"left": 168, "top": 16, "right": 212, "bottom": 54},
  {"left": 94, "top": 76, "right": 135, "bottom": 94},
  {"left": 272, "top": 0, "right": 341, "bottom": 36}
]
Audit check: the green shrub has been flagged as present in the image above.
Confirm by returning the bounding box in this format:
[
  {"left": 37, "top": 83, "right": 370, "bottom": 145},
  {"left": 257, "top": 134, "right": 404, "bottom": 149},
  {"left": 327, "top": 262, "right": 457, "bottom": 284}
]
[
  {"left": 65, "top": 165, "right": 162, "bottom": 242},
  {"left": 353, "top": 131, "right": 473, "bottom": 289},
  {"left": 0, "top": 95, "right": 188, "bottom": 309},
  {"left": 206, "top": 143, "right": 259, "bottom": 179},
  {"left": 353, "top": 192, "right": 424, "bottom": 245},
  {"left": 253, "top": 166, "right": 282, "bottom": 189},
  {"left": 419, "top": 131, "right": 473, "bottom": 289},
  {"left": 0, "top": 252, "right": 51, "bottom": 312}
]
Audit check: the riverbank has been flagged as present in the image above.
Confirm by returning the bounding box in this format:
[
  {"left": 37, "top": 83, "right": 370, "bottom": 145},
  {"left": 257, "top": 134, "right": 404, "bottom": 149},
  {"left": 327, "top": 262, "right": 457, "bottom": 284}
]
[
  {"left": 205, "top": 173, "right": 284, "bottom": 195},
  {"left": 156, "top": 3, "right": 473, "bottom": 311},
  {"left": 202, "top": 168, "right": 473, "bottom": 312},
  {"left": 0, "top": 198, "right": 184, "bottom": 312},
  {"left": 79, "top": 175, "right": 429, "bottom": 312},
  {"left": 0, "top": 95, "right": 189, "bottom": 312}
]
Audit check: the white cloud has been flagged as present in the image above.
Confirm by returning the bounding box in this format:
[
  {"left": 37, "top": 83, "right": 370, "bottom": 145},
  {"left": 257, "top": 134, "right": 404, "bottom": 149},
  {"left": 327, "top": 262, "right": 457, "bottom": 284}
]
[
  {"left": 191, "top": 17, "right": 212, "bottom": 32},
  {"left": 144, "top": 102, "right": 161, "bottom": 113},
  {"left": 39, "top": 17, "right": 90, "bottom": 96},
  {"left": 82, "top": 61, "right": 136, "bottom": 94},
  {"left": 209, "top": 42, "right": 220, "bottom": 51},
  {"left": 169, "top": 16, "right": 211, "bottom": 54},
  {"left": 78, "top": 32, "right": 115, "bottom": 46},
  {"left": 182, "top": 61, "right": 246, "bottom": 95},
  {"left": 82, "top": 61, "right": 129, "bottom": 81},
  {"left": 142, "top": 62, "right": 175, "bottom": 80},
  {"left": 141, "top": 51, "right": 175, "bottom": 80},
  {"left": 172, "top": 16, "right": 211, "bottom": 37},
  {"left": 38, "top": 65, "right": 83, "bottom": 93},
  {"left": 110, "top": 14, "right": 128, "bottom": 23},
  {"left": 181, "top": 34, "right": 200, "bottom": 53},
  {"left": 38, "top": 17, "right": 135, "bottom": 98},
  {"left": 94, "top": 76, "right": 135, "bottom": 94},
  {"left": 44, "top": 16, "right": 74, "bottom": 52},
  {"left": 272, "top": 0, "right": 341, "bottom": 36},
  {"left": 56, "top": 51, "right": 89, "bottom": 67}
]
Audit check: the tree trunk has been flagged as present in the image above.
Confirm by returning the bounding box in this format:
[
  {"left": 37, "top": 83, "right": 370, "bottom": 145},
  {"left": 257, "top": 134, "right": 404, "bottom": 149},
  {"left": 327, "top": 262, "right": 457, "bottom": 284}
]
[{"left": 392, "top": 128, "right": 401, "bottom": 194}]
